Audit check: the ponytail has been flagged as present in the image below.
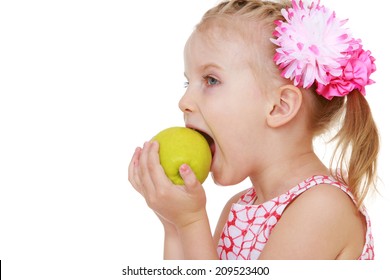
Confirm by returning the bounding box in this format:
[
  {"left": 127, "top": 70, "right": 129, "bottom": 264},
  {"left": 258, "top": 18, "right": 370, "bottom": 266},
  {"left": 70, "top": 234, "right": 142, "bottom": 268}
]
[{"left": 330, "top": 90, "right": 379, "bottom": 208}]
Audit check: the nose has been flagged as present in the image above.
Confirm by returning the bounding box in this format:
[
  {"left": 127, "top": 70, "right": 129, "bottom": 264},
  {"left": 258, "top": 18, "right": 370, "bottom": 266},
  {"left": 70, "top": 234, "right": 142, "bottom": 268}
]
[{"left": 178, "top": 89, "right": 195, "bottom": 114}]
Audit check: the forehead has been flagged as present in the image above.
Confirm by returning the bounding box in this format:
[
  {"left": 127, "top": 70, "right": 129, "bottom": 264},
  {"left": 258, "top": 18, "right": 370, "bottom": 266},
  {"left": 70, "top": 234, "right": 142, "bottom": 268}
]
[{"left": 184, "top": 27, "right": 249, "bottom": 70}]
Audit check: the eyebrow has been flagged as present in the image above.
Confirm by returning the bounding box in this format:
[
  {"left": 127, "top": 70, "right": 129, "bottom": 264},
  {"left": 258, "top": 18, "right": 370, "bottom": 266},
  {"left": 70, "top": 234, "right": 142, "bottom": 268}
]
[
  {"left": 184, "top": 63, "right": 223, "bottom": 79},
  {"left": 200, "top": 63, "right": 223, "bottom": 71}
]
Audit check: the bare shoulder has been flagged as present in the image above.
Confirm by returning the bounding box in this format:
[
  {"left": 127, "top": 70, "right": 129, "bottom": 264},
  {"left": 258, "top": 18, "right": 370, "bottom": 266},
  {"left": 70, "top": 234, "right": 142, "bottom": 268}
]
[
  {"left": 260, "top": 184, "right": 366, "bottom": 260},
  {"left": 213, "top": 189, "right": 249, "bottom": 246}
]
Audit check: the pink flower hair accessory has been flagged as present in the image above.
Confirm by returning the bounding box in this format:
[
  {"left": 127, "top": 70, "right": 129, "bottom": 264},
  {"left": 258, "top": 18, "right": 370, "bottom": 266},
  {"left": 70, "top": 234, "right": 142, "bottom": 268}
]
[{"left": 271, "top": 0, "right": 376, "bottom": 100}]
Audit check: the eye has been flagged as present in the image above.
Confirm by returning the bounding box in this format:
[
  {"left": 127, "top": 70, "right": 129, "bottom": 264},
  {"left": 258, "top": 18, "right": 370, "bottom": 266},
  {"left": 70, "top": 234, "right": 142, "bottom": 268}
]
[{"left": 203, "top": 75, "right": 220, "bottom": 87}]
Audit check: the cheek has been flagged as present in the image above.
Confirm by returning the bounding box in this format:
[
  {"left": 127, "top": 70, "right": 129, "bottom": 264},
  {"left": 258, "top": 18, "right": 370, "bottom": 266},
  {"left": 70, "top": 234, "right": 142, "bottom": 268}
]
[
  {"left": 212, "top": 139, "right": 252, "bottom": 185},
  {"left": 207, "top": 98, "right": 265, "bottom": 182}
]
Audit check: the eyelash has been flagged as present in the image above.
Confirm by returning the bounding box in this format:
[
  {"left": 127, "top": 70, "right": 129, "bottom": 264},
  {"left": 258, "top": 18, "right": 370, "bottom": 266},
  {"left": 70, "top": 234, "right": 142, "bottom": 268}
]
[
  {"left": 203, "top": 75, "right": 220, "bottom": 87},
  {"left": 183, "top": 75, "right": 220, "bottom": 89}
]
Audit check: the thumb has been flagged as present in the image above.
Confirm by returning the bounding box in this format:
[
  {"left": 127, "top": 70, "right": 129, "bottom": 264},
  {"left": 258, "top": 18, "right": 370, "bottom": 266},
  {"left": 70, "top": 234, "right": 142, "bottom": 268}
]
[{"left": 179, "top": 164, "right": 201, "bottom": 190}]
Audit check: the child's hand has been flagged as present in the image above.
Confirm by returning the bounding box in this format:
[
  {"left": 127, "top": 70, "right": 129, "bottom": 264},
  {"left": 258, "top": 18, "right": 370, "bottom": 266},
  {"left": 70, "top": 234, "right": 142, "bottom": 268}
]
[{"left": 128, "top": 141, "right": 207, "bottom": 230}]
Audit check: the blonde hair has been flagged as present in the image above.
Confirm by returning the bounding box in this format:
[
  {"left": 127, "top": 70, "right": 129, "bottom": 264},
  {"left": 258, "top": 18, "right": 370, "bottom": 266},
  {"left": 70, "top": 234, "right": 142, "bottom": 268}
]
[{"left": 196, "top": 0, "right": 379, "bottom": 207}]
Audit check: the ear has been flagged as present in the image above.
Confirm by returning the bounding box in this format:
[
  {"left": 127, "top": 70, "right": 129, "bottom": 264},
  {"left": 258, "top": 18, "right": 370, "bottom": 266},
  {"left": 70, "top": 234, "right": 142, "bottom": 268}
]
[{"left": 266, "top": 85, "right": 303, "bottom": 128}]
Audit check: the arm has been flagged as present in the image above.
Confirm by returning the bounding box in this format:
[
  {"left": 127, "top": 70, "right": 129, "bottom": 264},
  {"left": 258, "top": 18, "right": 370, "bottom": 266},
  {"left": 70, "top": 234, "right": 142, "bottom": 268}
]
[
  {"left": 177, "top": 209, "right": 217, "bottom": 259},
  {"left": 174, "top": 164, "right": 218, "bottom": 259},
  {"left": 161, "top": 221, "right": 184, "bottom": 259}
]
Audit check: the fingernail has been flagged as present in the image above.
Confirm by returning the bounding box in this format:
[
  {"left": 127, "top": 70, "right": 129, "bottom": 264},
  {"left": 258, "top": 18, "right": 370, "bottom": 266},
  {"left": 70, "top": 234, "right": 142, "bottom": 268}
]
[{"left": 179, "top": 164, "right": 189, "bottom": 174}]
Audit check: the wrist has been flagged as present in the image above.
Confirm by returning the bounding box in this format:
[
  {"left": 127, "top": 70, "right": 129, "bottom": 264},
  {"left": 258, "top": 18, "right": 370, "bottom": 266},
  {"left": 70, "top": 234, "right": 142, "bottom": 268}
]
[
  {"left": 162, "top": 222, "right": 178, "bottom": 235},
  {"left": 175, "top": 208, "right": 208, "bottom": 232},
  {"left": 175, "top": 209, "right": 218, "bottom": 260}
]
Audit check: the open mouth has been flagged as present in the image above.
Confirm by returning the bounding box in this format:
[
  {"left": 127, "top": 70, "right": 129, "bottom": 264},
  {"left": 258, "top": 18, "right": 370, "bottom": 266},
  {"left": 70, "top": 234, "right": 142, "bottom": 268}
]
[{"left": 192, "top": 128, "right": 216, "bottom": 157}]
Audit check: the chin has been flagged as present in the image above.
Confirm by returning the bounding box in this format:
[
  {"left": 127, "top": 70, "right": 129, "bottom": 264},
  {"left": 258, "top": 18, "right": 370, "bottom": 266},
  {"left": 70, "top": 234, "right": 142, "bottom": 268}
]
[{"left": 211, "top": 172, "right": 243, "bottom": 187}]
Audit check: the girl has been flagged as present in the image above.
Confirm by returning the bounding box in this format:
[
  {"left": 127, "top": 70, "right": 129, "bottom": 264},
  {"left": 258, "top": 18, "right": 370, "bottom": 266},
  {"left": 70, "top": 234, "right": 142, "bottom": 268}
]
[{"left": 128, "top": 0, "right": 379, "bottom": 260}]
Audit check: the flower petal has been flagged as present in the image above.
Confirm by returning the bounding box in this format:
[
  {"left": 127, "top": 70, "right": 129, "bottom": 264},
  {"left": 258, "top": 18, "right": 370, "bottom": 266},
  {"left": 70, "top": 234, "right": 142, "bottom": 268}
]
[{"left": 271, "top": 0, "right": 375, "bottom": 99}]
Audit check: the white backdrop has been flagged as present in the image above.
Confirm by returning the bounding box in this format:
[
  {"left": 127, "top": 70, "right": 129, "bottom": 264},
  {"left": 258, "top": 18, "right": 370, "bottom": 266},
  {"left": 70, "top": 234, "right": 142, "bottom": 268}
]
[{"left": 1, "top": 1, "right": 389, "bottom": 279}]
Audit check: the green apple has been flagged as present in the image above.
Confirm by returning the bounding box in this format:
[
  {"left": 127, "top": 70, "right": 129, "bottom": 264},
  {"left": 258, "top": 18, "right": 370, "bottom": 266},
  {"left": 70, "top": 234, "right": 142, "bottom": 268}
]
[{"left": 152, "top": 127, "right": 212, "bottom": 185}]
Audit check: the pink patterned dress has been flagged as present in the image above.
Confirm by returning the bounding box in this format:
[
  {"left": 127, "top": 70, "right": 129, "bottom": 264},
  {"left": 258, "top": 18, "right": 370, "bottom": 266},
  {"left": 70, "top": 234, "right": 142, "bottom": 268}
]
[{"left": 217, "top": 175, "right": 374, "bottom": 260}]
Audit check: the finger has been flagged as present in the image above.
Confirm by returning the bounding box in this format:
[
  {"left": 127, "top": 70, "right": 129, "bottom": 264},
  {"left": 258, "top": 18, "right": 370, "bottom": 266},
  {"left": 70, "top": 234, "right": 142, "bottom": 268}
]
[
  {"left": 179, "top": 164, "right": 202, "bottom": 190},
  {"left": 138, "top": 141, "right": 158, "bottom": 194},
  {"left": 147, "top": 141, "right": 172, "bottom": 187},
  {"left": 128, "top": 147, "right": 142, "bottom": 192}
]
